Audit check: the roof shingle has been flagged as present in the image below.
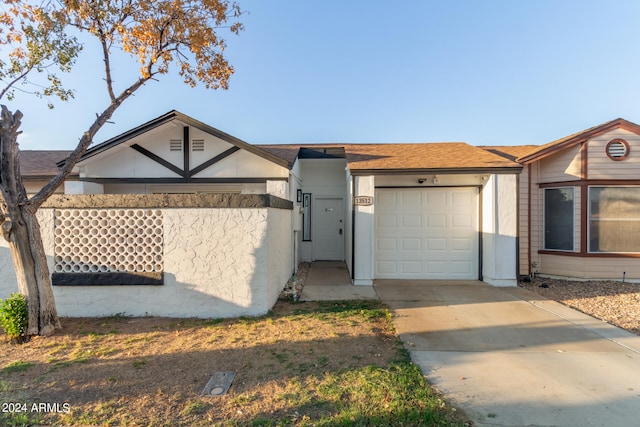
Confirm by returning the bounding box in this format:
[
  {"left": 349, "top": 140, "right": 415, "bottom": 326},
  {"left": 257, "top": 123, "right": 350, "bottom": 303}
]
[
  {"left": 261, "top": 142, "right": 521, "bottom": 172},
  {"left": 19, "top": 150, "right": 72, "bottom": 178}
]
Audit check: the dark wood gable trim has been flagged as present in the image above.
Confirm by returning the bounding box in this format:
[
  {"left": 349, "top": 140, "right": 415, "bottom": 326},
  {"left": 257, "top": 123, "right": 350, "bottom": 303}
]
[
  {"left": 130, "top": 128, "right": 254, "bottom": 183},
  {"left": 70, "top": 110, "right": 292, "bottom": 170},
  {"left": 189, "top": 146, "right": 241, "bottom": 178},
  {"left": 131, "top": 144, "right": 185, "bottom": 177},
  {"left": 183, "top": 126, "right": 190, "bottom": 179}
]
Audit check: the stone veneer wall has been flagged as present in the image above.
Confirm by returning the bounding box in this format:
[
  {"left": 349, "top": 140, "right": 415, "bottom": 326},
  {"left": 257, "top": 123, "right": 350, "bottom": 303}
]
[{"left": 0, "top": 194, "right": 293, "bottom": 318}]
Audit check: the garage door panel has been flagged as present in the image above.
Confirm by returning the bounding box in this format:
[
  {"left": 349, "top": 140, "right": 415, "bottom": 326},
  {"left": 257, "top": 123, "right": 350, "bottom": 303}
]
[
  {"left": 400, "top": 192, "right": 422, "bottom": 209},
  {"left": 452, "top": 191, "right": 474, "bottom": 206},
  {"left": 401, "top": 261, "right": 421, "bottom": 274},
  {"left": 377, "top": 237, "right": 396, "bottom": 252},
  {"left": 425, "top": 191, "right": 447, "bottom": 206},
  {"left": 402, "top": 214, "right": 421, "bottom": 228},
  {"left": 426, "top": 238, "right": 446, "bottom": 251},
  {"left": 426, "top": 214, "right": 447, "bottom": 228},
  {"left": 402, "top": 238, "right": 422, "bottom": 251},
  {"left": 377, "top": 191, "right": 398, "bottom": 206},
  {"left": 426, "top": 261, "right": 447, "bottom": 274},
  {"left": 450, "top": 261, "right": 474, "bottom": 274},
  {"left": 376, "top": 214, "right": 397, "bottom": 228},
  {"left": 375, "top": 188, "right": 478, "bottom": 279},
  {"left": 377, "top": 261, "right": 397, "bottom": 275},
  {"left": 451, "top": 214, "right": 474, "bottom": 228},
  {"left": 451, "top": 237, "right": 473, "bottom": 251}
]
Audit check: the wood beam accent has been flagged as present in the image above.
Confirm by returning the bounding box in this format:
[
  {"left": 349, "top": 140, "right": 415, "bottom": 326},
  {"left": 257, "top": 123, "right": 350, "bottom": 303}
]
[
  {"left": 183, "top": 126, "right": 190, "bottom": 181},
  {"left": 130, "top": 144, "right": 185, "bottom": 177},
  {"left": 188, "top": 146, "right": 241, "bottom": 178}
]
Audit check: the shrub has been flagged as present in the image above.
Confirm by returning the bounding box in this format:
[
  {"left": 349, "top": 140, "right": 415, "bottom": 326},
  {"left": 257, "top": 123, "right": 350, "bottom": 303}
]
[{"left": 0, "top": 293, "right": 28, "bottom": 343}]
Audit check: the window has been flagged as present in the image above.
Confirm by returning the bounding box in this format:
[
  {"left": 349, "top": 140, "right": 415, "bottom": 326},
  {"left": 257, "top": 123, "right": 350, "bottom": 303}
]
[
  {"left": 302, "top": 193, "right": 311, "bottom": 241},
  {"left": 544, "top": 187, "right": 574, "bottom": 251},
  {"left": 589, "top": 187, "right": 640, "bottom": 253}
]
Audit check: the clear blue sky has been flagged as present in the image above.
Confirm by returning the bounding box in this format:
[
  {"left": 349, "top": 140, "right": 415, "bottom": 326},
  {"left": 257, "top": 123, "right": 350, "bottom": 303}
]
[{"left": 9, "top": 0, "right": 640, "bottom": 150}]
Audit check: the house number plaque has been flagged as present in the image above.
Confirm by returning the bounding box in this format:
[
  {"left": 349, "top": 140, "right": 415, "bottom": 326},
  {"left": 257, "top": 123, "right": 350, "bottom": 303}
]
[{"left": 354, "top": 196, "right": 373, "bottom": 206}]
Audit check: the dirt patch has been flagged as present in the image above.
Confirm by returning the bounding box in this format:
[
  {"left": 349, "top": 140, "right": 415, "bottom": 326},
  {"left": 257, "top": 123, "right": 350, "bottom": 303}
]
[
  {"left": 519, "top": 277, "right": 640, "bottom": 336},
  {"left": 1, "top": 300, "right": 443, "bottom": 426}
]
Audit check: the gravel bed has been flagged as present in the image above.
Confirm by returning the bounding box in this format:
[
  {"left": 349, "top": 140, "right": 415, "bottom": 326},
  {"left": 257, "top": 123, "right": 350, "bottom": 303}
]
[{"left": 519, "top": 278, "right": 640, "bottom": 336}]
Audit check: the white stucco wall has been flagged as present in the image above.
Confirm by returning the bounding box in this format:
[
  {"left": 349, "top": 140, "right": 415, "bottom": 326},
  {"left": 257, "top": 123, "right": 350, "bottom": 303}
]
[
  {"left": 64, "top": 181, "right": 104, "bottom": 195},
  {"left": 266, "top": 208, "right": 294, "bottom": 307},
  {"left": 0, "top": 204, "right": 292, "bottom": 319},
  {"left": 481, "top": 174, "right": 518, "bottom": 286},
  {"left": 352, "top": 175, "right": 375, "bottom": 285}
]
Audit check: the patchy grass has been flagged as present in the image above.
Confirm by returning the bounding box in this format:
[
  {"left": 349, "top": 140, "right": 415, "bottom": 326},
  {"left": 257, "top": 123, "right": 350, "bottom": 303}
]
[
  {"left": 0, "top": 300, "right": 467, "bottom": 426},
  {"left": 2, "top": 360, "right": 34, "bottom": 374}
]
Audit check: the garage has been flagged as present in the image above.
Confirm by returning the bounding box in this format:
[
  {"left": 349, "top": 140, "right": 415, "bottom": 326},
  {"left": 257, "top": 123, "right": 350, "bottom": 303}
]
[{"left": 374, "top": 187, "right": 479, "bottom": 279}]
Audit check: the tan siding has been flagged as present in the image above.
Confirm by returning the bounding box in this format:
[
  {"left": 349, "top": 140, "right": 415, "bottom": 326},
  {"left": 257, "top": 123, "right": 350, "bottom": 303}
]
[
  {"left": 587, "top": 129, "right": 640, "bottom": 180},
  {"left": 540, "top": 254, "right": 640, "bottom": 280},
  {"left": 538, "top": 145, "right": 581, "bottom": 183}
]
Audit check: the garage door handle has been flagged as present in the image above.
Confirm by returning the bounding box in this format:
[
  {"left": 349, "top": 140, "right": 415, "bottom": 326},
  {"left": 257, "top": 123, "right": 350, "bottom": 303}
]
[{"left": 339, "top": 228, "right": 343, "bottom": 235}]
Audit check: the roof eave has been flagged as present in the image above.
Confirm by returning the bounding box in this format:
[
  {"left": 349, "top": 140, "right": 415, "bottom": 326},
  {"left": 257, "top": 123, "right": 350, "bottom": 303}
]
[
  {"left": 517, "top": 118, "right": 640, "bottom": 164},
  {"left": 348, "top": 166, "right": 523, "bottom": 176},
  {"left": 65, "top": 110, "right": 293, "bottom": 170}
]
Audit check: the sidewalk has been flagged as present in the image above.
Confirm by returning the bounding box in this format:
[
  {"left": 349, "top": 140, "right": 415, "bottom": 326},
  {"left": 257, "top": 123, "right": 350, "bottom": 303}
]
[{"left": 298, "top": 261, "right": 378, "bottom": 301}]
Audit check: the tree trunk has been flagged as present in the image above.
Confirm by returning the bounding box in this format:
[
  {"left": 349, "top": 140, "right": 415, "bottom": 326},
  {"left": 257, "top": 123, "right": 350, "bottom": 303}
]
[
  {"left": 0, "top": 106, "right": 60, "bottom": 336},
  {"left": 2, "top": 205, "right": 60, "bottom": 335}
]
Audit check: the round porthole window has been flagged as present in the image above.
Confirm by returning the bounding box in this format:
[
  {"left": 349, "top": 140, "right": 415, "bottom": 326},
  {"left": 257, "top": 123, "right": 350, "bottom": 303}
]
[{"left": 605, "top": 139, "right": 630, "bottom": 161}]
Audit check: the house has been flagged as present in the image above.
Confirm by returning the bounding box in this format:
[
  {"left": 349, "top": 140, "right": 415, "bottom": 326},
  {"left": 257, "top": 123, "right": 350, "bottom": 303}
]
[
  {"left": 58, "top": 111, "right": 521, "bottom": 287},
  {"left": 512, "top": 118, "right": 640, "bottom": 281},
  {"left": 7, "top": 111, "right": 635, "bottom": 318}
]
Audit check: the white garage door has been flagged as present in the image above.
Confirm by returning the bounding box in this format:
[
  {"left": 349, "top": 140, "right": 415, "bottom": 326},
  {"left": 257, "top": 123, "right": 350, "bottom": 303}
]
[{"left": 375, "top": 187, "right": 478, "bottom": 279}]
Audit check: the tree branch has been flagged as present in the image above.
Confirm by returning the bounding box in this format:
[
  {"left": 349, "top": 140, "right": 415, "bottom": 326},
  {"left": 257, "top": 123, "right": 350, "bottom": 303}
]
[
  {"left": 99, "top": 30, "right": 117, "bottom": 102},
  {"left": 29, "top": 76, "right": 151, "bottom": 209},
  {"left": 0, "top": 68, "right": 33, "bottom": 100}
]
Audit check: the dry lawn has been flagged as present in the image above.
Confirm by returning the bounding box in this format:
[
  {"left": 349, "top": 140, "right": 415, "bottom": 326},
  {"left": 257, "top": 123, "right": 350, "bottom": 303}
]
[{"left": 0, "top": 300, "right": 465, "bottom": 426}]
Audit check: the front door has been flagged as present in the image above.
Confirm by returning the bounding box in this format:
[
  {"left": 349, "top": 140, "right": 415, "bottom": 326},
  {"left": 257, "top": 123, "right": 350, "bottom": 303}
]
[{"left": 313, "top": 198, "right": 344, "bottom": 260}]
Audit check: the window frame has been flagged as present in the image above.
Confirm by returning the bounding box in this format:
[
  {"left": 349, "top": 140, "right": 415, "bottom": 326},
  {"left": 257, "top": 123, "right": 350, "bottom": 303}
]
[{"left": 543, "top": 186, "right": 576, "bottom": 252}]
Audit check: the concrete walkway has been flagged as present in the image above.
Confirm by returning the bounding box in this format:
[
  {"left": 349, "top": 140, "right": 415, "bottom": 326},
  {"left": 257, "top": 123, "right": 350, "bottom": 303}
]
[
  {"left": 375, "top": 280, "right": 640, "bottom": 427},
  {"left": 299, "top": 261, "right": 378, "bottom": 301}
]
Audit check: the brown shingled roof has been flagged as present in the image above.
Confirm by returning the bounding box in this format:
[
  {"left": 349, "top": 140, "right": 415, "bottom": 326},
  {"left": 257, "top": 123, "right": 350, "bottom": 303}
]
[
  {"left": 261, "top": 142, "right": 521, "bottom": 173},
  {"left": 481, "top": 145, "right": 539, "bottom": 162},
  {"left": 19, "top": 150, "right": 73, "bottom": 178},
  {"left": 343, "top": 143, "right": 519, "bottom": 171}
]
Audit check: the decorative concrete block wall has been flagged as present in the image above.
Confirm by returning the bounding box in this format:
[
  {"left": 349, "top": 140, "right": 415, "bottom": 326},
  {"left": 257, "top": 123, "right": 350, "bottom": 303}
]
[
  {"left": 0, "top": 194, "right": 293, "bottom": 318},
  {"left": 53, "top": 209, "right": 164, "bottom": 274}
]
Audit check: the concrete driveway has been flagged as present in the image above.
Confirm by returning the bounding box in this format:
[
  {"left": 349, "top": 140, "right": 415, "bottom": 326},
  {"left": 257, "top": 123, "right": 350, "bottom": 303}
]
[{"left": 374, "top": 280, "right": 640, "bottom": 427}]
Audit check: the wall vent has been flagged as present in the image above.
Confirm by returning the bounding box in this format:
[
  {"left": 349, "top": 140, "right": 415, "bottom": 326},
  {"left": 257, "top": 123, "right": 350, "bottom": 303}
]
[
  {"left": 169, "top": 139, "right": 183, "bottom": 151},
  {"left": 192, "top": 139, "right": 205, "bottom": 151},
  {"left": 606, "top": 139, "right": 630, "bottom": 161}
]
